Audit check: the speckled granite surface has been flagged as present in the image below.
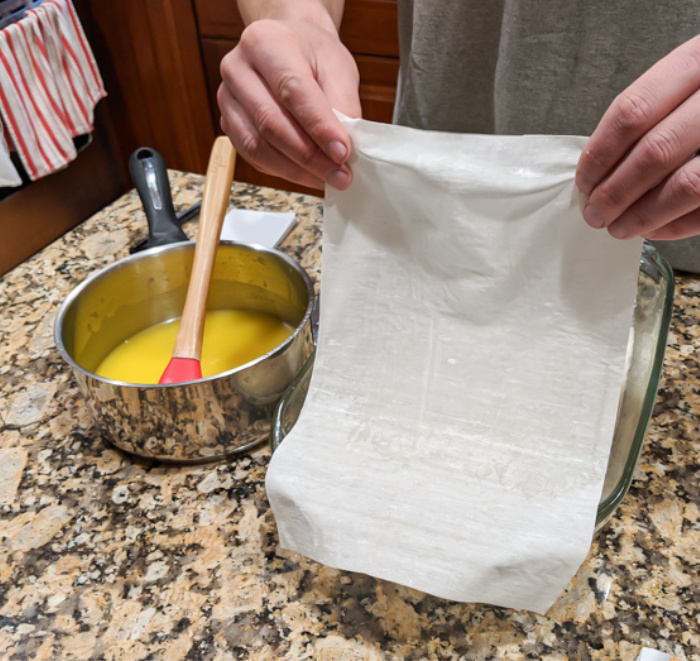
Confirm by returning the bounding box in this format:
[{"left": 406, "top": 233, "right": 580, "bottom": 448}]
[{"left": 0, "top": 172, "right": 698, "bottom": 661}]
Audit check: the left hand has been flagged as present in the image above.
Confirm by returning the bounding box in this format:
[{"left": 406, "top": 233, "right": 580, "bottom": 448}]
[{"left": 576, "top": 34, "right": 700, "bottom": 241}]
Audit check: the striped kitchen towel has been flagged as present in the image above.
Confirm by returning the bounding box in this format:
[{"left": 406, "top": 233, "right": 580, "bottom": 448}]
[{"left": 0, "top": 0, "right": 106, "bottom": 182}]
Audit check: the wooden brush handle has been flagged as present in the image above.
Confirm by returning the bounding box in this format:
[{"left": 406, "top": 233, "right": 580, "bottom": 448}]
[{"left": 172, "top": 136, "right": 236, "bottom": 359}]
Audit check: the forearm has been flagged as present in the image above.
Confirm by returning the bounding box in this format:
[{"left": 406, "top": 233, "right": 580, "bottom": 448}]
[{"left": 236, "top": 0, "right": 345, "bottom": 31}]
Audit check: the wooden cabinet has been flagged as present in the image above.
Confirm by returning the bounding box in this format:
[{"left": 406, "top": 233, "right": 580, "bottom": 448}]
[
  {"left": 79, "top": 0, "right": 398, "bottom": 194},
  {"left": 197, "top": 0, "right": 399, "bottom": 193},
  {"left": 78, "top": 0, "right": 218, "bottom": 180},
  {"left": 4, "top": 1, "right": 398, "bottom": 274}
]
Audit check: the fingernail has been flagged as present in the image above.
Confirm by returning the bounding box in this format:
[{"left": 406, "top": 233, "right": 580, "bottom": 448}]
[
  {"left": 328, "top": 140, "right": 348, "bottom": 165},
  {"left": 583, "top": 204, "right": 606, "bottom": 229},
  {"left": 608, "top": 223, "right": 628, "bottom": 239},
  {"left": 327, "top": 168, "right": 352, "bottom": 190}
]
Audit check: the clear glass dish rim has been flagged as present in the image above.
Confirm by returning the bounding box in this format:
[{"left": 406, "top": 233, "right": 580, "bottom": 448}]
[{"left": 595, "top": 243, "right": 674, "bottom": 526}]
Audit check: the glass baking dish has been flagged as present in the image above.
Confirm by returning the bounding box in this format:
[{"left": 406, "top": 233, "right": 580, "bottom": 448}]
[{"left": 270, "top": 242, "right": 674, "bottom": 530}]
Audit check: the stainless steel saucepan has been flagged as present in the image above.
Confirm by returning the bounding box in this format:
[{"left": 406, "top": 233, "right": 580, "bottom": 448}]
[
  {"left": 54, "top": 146, "right": 314, "bottom": 463},
  {"left": 55, "top": 240, "right": 315, "bottom": 463}
]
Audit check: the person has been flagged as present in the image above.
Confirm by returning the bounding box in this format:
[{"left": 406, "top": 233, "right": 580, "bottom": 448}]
[{"left": 217, "top": 0, "right": 700, "bottom": 243}]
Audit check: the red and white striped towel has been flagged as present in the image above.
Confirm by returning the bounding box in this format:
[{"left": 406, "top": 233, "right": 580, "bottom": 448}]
[{"left": 0, "top": 0, "right": 105, "bottom": 182}]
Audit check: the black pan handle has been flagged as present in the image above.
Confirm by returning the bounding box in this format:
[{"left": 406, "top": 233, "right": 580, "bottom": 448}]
[
  {"left": 129, "top": 202, "right": 201, "bottom": 254},
  {"left": 129, "top": 147, "right": 189, "bottom": 249}
]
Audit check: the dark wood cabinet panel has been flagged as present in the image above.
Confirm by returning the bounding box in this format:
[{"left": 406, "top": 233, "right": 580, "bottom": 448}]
[
  {"left": 194, "top": 0, "right": 399, "bottom": 54},
  {"left": 357, "top": 55, "right": 399, "bottom": 123},
  {"left": 195, "top": 0, "right": 244, "bottom": 38},
  {"left": 82, "top": 0, "right": 217, "bottom": 177},
  {"left": 340, "top": 0, "right": 399, "bottom": 57},
  {"left": 201, "top": 37, "right": 235, "bottom": 131}
]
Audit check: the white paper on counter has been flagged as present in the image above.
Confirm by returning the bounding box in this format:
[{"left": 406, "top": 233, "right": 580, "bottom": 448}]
[
  {"left": 265, "top": 116, "right": 643, "bottom": 614},
  {"left": 637, "top": 649, "right": 680, "bottom": 661},
  {"left": 221, "top": 208, "right": 296, "bottom": 248},
  {"left": 0, "top": 125, "right": 21, "bottom": 188}
]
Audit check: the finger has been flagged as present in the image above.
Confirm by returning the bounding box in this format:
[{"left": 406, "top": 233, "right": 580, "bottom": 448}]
[
  {"left": 606, "top": 154, "right": 700, "bottom": 239},
  {"left": 220, "top": 56, "right": 347, "bottom": 183},
  {"left": 219, "top": 86, "right": 331, "bottom": 190},
  {"left": 221, "top": 99, "right": 328, "bottom": 190},
  {"left": 577, "top": 34, "right": 700, "bottom": 194},
  {"left": 642, "top": 208, "right": 700, "bottom": 241},
  {"left": 582, "top": 89, "right": 700, "bottom": 229},
  {"left": 219, "top": 71, "right": 352, "bottom": 189},
  {"left": 240, "top": 22, "right": 354, "bottom": 166}
]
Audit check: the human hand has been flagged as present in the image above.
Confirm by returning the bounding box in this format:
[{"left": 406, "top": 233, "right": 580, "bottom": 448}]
[
  {"left": 217, "top": 14, "right": 361, "bottom": 191},
  {"left": 576, "top": 35, "right": 700, "bottom": 241}
]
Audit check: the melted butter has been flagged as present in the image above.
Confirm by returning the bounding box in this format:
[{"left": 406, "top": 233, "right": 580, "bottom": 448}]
[{"left": 95, "top": 309, "right": 294, "bottom": 384}]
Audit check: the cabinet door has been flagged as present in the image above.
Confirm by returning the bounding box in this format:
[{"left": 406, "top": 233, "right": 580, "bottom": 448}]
[
  {"left": 340, "top": 0, "right": 399, "bottom": 57},
  {"left": 194, "top": 0, "right": 244, "bottom": 38},
  {"left": 82, "top": 0, "right": 217, "bottom": 175},
  {"left": 357, "top": 55, "right": 399, "bottom": 124}
]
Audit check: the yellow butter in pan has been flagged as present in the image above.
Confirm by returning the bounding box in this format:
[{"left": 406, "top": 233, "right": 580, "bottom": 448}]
[{"left": 96, "top": 309, "right": 293, "bottom": 384}]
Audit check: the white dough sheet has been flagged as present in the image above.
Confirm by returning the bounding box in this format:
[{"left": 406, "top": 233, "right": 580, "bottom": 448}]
[{"left": 265, "top": 116, "right": 643, "bottom": 614}]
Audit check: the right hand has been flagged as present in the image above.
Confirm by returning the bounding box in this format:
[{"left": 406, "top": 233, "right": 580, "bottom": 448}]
[{"left": 217, "top": 16, "right": 361, "bottom": 191}]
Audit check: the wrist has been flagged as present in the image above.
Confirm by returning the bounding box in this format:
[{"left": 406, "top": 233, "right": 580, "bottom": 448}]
[{"left": 237, "top": 0, "right": 343, "bottom": 31}]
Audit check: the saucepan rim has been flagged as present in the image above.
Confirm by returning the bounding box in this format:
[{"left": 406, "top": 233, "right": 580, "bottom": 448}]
[{"left": 54, "top": 239, "right": 315, "bottom": 388}]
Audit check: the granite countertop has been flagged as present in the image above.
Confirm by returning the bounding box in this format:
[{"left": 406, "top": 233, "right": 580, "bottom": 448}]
[{"left": 0, "top": 172, "right": 698, "bottom": 661}]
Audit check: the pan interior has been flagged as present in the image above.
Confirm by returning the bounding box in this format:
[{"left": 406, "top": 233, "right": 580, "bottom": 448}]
[{"left": 59, "top": 243, "right": 311, "bottom": 374}]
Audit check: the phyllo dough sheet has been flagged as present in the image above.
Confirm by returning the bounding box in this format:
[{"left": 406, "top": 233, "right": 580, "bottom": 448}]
[{"left": 265, "top": 116, "right": 643, "bottom": 614}]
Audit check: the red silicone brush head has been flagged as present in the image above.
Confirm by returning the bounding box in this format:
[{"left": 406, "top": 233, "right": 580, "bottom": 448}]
[{"left": 158, "top": 357, "right": 203, "bottom": 384}]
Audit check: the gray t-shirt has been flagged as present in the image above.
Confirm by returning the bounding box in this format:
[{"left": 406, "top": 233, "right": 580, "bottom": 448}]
[
  {"left": 393, "top": 1, "right": 700, "bottom": 272},
  {"left": 394, "top": 1, "right": 698, "bottom": 136}
]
